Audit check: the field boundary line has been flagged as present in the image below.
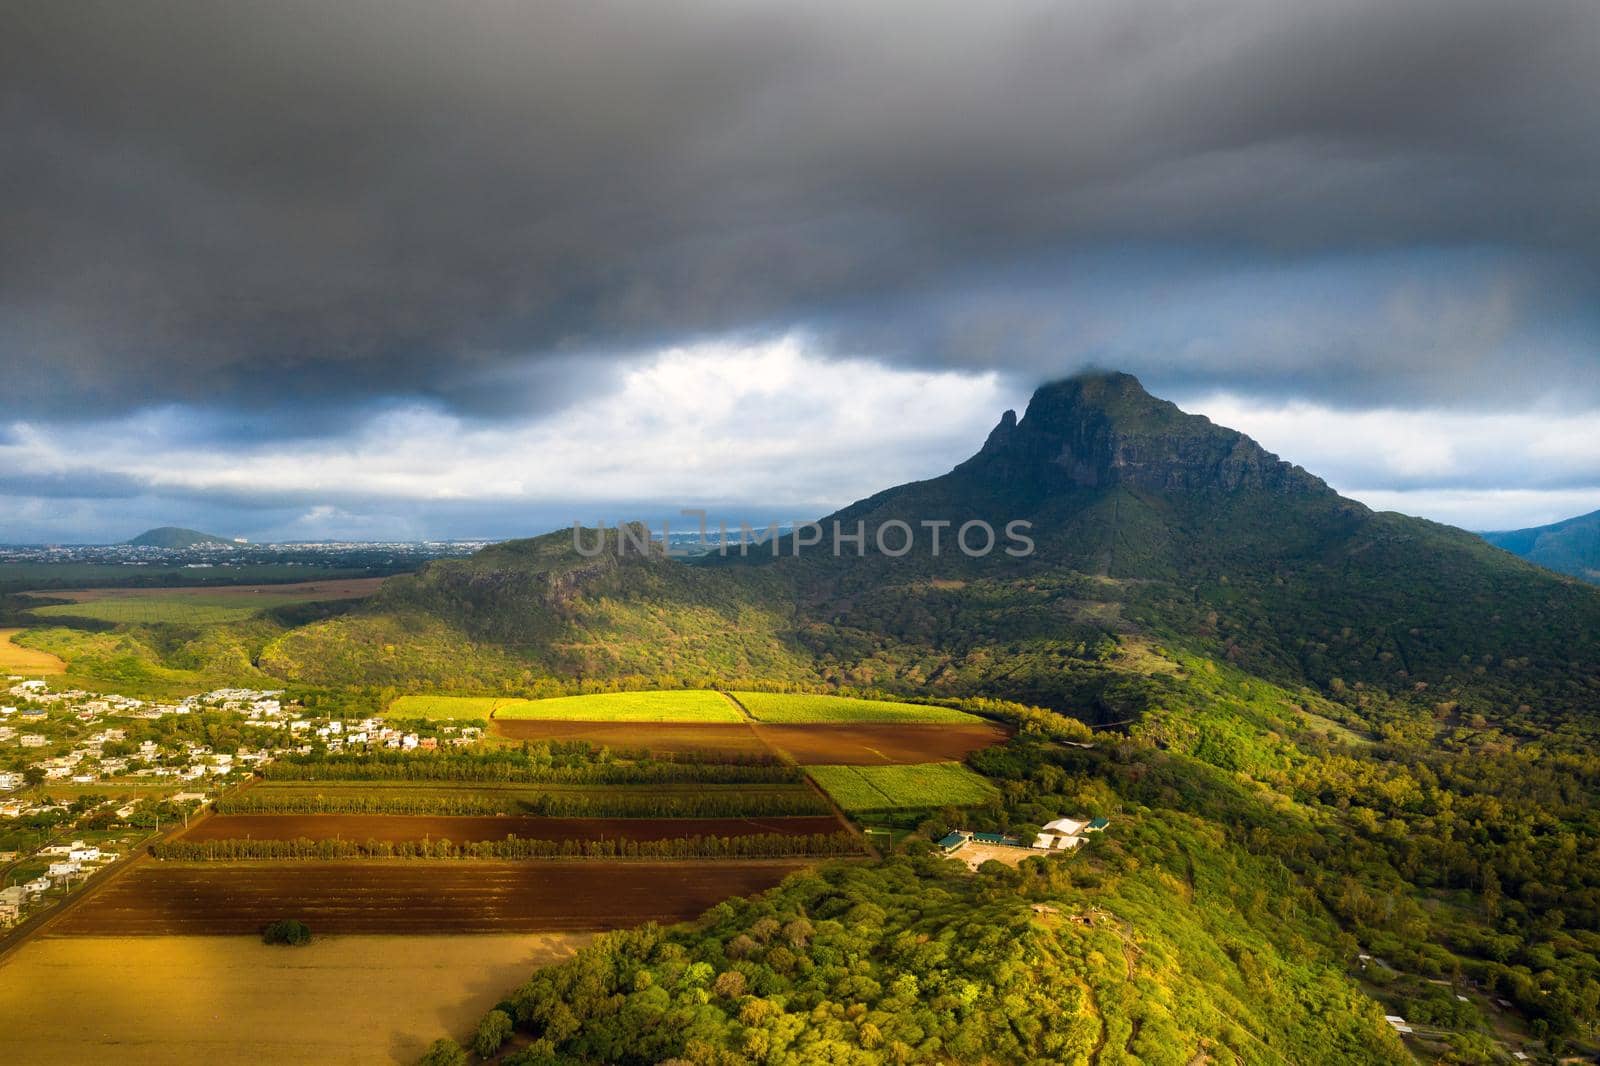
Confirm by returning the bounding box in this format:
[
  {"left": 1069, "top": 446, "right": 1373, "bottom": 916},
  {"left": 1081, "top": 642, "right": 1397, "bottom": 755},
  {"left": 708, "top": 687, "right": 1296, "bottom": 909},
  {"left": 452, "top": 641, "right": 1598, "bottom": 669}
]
[{"left": 716, "top": 690, "right": 757, "bottom": 722}]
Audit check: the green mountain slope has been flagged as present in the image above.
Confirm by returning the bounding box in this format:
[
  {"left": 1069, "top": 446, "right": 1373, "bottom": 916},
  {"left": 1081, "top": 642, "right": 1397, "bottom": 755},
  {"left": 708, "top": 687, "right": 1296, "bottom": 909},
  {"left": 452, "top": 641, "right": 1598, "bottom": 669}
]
[
  {"left": 258, "top": 372, "right": 1600, "bottom": 731},
  {"left": 260, "top": 525, "right": 813, "bottom": 690},
  {"left": 125, "top": 526, "right": 233, "bottom": 548},
  {"left": 1482, "top": 507, "right": 1600, "bottom": 584},
  {"left": 756, "top": 372, "right": 1600, "bottom": 726}
]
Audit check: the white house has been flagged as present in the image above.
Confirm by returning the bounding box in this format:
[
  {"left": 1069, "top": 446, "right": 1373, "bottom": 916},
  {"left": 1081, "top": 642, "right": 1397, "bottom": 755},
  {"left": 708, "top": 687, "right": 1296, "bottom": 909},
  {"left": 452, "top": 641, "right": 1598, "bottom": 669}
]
[
  {"left": 0, "top": 771, "right": 23, "bottom": 790},
  {"left": 1032, "top": 816, "right": 1111, "bottom": 851},
  {"left": 69, "top": 845, "right": 101, "bottom": 862},
  {"left": 47, "top": 861, "right": 81, "bottom": 879}
]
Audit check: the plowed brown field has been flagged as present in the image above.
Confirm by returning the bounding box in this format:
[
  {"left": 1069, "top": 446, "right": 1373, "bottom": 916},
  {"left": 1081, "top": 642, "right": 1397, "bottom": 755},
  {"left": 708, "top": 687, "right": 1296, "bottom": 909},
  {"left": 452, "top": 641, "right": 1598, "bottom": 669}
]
[
  {"left": 490, "top": 719, "right": 1009, "bottom": 764},
  {"left": 52, "top": 860, "right": 817, "bottom": 935}
]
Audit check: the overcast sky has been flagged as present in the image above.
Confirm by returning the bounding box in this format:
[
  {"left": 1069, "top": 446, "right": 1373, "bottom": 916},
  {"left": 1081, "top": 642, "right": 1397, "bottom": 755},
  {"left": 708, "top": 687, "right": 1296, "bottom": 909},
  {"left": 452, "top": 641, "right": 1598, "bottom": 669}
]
[{"left": 2, "top": 0, "right": 1597, "bottom": 542}]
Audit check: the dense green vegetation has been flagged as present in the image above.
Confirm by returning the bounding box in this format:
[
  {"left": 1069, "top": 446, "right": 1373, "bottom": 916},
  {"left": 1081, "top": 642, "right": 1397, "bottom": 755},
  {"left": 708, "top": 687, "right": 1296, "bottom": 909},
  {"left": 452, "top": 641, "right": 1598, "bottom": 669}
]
[
  {"left": 470, "top": 835, "right": 1406, "bottom": 1065},
  {"left": 805, "top": 763, "right": 998, "bottom": 813},
  {"left": 1482, "top": 506, "right": 1600, "bottom": 584},
  {"left": 732, "top": 691, "right": 980, "bottom": 724}
]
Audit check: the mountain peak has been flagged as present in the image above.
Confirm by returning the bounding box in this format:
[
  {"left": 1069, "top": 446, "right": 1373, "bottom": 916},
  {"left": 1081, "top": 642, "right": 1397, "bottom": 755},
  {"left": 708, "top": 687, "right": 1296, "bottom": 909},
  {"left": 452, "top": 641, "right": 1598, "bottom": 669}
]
[
  {"left": 126, "top": 526, "right": 233, "bottom": 548},
  {"left": 961, "top": 370, "right": 1332, "bottom": 497}
]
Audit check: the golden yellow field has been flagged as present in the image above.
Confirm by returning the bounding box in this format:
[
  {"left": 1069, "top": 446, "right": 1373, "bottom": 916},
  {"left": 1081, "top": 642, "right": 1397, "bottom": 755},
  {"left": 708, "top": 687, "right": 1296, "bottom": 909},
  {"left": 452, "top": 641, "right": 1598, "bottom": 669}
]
[
  {"left": 0, "top": 933, "right": 589, "bottom": 1064},
  {"left": 0, "top": 628, "right": 66, "bottom": 675}
]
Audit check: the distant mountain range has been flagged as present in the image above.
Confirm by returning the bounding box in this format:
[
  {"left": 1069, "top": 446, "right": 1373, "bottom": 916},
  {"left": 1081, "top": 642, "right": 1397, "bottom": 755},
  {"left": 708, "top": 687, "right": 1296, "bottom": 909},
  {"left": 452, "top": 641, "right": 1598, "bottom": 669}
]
[
  {"left": 125, "top": 526, "right": 235, "bottom": 548},
  {"left": 1481, "top": 508, "right": 1600, "bottom": 584},
  {"left": 258, "top": 371, "right": 1600, "bottom": 729}
]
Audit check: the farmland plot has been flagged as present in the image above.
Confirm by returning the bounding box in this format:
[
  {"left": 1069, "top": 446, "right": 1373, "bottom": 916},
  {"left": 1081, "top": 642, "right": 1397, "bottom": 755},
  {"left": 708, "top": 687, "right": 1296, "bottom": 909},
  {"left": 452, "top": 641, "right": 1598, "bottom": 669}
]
[
  {"left": 805, "top": 762, "right": 999, "bottom": 812},
  {"left": 733, "top": 691, "right": 981, "bottom": 724},
  {"left": 53, "top": 860, "right": 821, "bottom": 934},
  {"left": 492, "top": 690, "right": 743, "bottom": 722}
]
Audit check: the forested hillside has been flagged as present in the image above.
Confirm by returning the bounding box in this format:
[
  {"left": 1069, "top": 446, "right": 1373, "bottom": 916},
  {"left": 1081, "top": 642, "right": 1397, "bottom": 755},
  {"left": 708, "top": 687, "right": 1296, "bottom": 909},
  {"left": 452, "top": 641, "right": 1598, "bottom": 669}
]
[{"left": 1483, "top": 508, "right": 1600, "bottom": 584}]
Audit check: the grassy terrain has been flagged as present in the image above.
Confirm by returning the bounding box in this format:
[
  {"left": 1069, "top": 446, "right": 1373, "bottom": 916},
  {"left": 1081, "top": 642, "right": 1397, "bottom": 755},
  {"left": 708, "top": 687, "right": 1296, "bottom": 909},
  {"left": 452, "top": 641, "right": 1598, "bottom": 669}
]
[
  {"left": 491, "top": 690, "right": 744, "bottom": 722},
  {"left": 733, "top": 691, "right": 980, "bottom": 724},
  {"left": 805, "top": 761, "right": 998, "bottom": 812},
  {"left": 24, "top": 579, "right": 384, "bottom": 626},
  {"left": 28, "top": 596, "right": 305, "bottom": 625}
]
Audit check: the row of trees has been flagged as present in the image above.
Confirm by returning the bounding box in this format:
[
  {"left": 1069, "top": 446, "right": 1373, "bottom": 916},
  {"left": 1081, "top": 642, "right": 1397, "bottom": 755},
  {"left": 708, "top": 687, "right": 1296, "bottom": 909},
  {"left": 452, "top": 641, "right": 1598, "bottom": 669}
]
[
  {"left": 263, "top": 750, "right": 800, "bottom": 785},
  {"left": 220, "top": 789, "right": 830, "bottom": 818},
  {"left": 151, "top": 831, "right": 864, "bottom": 862}
]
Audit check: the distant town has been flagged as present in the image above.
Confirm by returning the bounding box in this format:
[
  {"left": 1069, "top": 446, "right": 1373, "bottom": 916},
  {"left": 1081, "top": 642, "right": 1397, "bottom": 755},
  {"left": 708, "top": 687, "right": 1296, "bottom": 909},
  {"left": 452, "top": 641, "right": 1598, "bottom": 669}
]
[{"left": 0, "top": 677, "right": 481, "bottom": 930}]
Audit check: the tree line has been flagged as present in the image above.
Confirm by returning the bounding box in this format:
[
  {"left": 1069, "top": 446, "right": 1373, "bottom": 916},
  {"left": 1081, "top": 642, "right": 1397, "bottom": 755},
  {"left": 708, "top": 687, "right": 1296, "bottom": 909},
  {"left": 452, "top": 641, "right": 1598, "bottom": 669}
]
[
  {"left": 219, "top": 789, "right": 831, "bottom": 818},
  {"left": 150, "top": 831, "right": 864, "bottom": 862},
  {"left": 263, "top": 750, "right": 801, "bottom": 785}
]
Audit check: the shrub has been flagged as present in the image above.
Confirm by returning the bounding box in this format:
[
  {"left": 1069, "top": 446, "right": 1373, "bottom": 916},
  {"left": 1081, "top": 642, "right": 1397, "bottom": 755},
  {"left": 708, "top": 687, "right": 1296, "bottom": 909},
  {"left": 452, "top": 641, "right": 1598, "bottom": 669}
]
[
  {"left": 474, "top": 1009, "right": 513, "bottom": 1058},
  {"left": 417, "top": 1038, "right": 468, "bottom": 1066},
  {"left": 260, "top": 918, "right": 311, "bottom": 946}
]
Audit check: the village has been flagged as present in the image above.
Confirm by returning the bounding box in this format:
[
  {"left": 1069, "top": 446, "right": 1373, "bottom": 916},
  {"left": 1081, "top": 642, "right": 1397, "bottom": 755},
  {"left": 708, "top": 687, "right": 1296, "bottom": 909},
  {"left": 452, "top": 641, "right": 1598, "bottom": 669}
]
[{"left": 0, "top": 677, "right": 482, "bottom": 930}]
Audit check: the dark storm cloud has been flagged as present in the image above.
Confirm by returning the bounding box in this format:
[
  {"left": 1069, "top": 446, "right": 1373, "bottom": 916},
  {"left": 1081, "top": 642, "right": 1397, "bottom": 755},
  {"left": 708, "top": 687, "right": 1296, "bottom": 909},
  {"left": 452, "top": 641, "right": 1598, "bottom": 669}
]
[{"left": 2, "top": 0, "right": 1598, "bottom": 425}]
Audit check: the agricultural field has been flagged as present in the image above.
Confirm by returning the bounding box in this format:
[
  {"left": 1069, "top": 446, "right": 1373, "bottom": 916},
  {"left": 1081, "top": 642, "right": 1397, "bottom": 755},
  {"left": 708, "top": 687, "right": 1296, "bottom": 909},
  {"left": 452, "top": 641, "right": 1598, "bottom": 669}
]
[
  {"left": 805, "top": 762, "right": 999, "bottom": 813},
  {"left": 22, "top": 577, "right": 386, "bottom": 625},
  {"left": 491, "top": 689, "right": 744, "bottom": 722},
  {"left": 490, "top": 719, "right": 770, "bottom": 756},
  {"left": 0, "top": 932, "right": 589, "bottom": 1065},
  {"left": 732, "top": 691, "right": 981, "bottom": 724},
  {"left": 177, "top": 813, "right": 847, "bottom": 844},
  {"left": 52, "top": 860, "right": 820, "bottom": 934},
  {"left": 753, "top": 722, "right": 1010, "bottom": 765},
  {"left": 0, "top": 627, "right": 66, "bottom": 674}
]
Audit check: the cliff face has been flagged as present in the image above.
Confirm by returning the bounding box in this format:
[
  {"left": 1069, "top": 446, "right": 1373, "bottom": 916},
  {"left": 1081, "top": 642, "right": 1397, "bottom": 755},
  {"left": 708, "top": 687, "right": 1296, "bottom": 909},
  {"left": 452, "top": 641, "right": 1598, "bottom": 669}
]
[{"left": 956, "top": 372, "right": 1335, "bottom": 498}]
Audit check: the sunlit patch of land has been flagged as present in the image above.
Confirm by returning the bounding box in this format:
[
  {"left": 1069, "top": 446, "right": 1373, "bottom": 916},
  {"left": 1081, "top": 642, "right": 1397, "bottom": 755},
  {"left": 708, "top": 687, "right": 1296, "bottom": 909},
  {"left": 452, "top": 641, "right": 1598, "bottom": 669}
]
[
  {"left": 0, "top": 933, "right": 589, "bottom": 1065},
  {"left": 20, "top": 577, "right": 388, "bottom": 626},
  {"left": 0, "top": 628, "right": 66, "bottom": 674}
]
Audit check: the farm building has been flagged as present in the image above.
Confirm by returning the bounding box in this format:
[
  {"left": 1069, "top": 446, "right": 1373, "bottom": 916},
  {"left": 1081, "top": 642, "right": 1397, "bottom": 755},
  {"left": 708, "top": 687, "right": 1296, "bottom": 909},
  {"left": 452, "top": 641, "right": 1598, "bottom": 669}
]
[
  {"left": 936, "top": 831, "right": 970, "bottom": 852},
  {"left": 1033, "top": 815, "right": 1111, "bottom": 851}
]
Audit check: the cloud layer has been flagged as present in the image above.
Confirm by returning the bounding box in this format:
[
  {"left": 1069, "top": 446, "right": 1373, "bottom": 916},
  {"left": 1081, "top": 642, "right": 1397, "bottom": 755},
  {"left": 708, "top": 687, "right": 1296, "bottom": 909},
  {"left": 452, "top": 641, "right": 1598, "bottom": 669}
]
[{"left": 1, "top": 1, "right": 1597, "bottom": 538}]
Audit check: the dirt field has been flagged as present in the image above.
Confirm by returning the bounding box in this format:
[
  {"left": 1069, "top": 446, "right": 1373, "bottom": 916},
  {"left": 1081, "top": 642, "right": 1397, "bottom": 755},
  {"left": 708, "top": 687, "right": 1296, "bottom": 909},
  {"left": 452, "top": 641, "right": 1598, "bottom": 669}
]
[
  {"left": 0, "top": 628, "right": 67, "bottom": 675},
  {"left": 178, "top": 813, "right": 846, "bottom": 843},
  {"left": 0, "top": 932, "right": 588, "bottom": 1065},
  {"left": 949, "top": 841, "right": 1036, "bottom": 871},
  {"left": 52, "top": 860, "right": 817, "bottom": 934},
  {"left": 490, "top": 719, "right": 1009, "bottom": 764},
  {"left": 756, "top": 723, "right": 1011, "bottom": 764},
  {"left": 20, "top": 577, "right": 388, "bottom": 603},
  {"left": 490, "top": 718, "right": 772, "bottom": 755}
]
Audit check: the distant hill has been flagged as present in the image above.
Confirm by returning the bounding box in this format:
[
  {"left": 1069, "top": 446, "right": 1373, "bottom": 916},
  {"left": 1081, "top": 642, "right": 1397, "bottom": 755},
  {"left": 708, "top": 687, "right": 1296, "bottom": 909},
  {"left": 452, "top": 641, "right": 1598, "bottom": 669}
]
[
  {"left": 1481, "top": 508, "right": 1600, "bottom": 584},
  {"left": 125, "top": 526, "right": 234, "bottom": 548}
]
